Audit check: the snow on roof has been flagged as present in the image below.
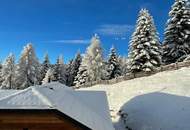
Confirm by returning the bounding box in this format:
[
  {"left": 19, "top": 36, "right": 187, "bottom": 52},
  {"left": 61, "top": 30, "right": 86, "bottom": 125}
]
[
  {"left": 75, "top": 90, "right": 112, "bottom": 122},
  {"left": 0, "top": 82, "right": 115, "bottom": 130},
  {"left": 0, "top": 90, "right": 18, "bottom": 99}
]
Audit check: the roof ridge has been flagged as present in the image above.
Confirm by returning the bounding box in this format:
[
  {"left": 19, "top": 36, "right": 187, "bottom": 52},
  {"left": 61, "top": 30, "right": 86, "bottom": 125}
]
[{"left": 31, "top": 87, "right": 54, "bottom": 108}]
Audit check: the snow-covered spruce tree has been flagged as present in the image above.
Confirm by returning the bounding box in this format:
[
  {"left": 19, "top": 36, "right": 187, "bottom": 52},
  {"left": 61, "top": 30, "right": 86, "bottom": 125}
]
[
  {"left": 74, "top": 62, "right": 88, "bottom": 87},
  {"left": 129, "top": 9, "right": 162, "bottom": 73},
  {"left": 1, "top": 53, "right": 16, "bottom": 89},
  {"left": 107, "top": 46, "right": 122, "bottom": 79},
  {"left": 42, "top": 68, "right": 55, "bottom": 84},
  {"left": 67, "top": 52, "right": 82, "bottom": 86},
  {"left": 0, "top": 62, "right": 2, "bottom": 71},
  {"left": 118, "top": 56, "right": 130, "bottom": 75},
  {"left": 40, "top": 53, "right": 51, "bottom": 84},
  {"left": 0, "top": 62, "right": 3, "bottom": 86},
  {"left": 15, "top": 43, "right": 41, "bottom": 89},
  {"left": 65, "top": 59, "right": 73, "bottom": 86},
  {"left": 74, "top": 34, "right": 105, "bottom": 87},
  {"left": 163, "top": 0, "right": 190, "bottom": 64},
  {"left": 53, "top": 55, "right": 66, "bottom": 84}
]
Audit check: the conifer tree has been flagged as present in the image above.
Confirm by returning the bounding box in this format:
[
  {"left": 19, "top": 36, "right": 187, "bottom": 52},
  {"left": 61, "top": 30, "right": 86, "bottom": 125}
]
[
  {"left": 74, "top": 34, "right": 104, "bottom": 87},
  {"left": 67, "top": 52, "right": 82, "bottom": 86},
  {"left": 42, "top": 68, "right": 55, "bottom": 84},
  {"left": 15, "top": 43, "right": 41, "bottom": 89},
  {"left": 0, "top": 62, "right": 3, "bottom": 86},
  {"left": 53, "top": 55, "right": 66, "bottom": 84},
  {"left": 163, "top": 0, "right": 190, "bottom": 64},
  {"left": 40, "top": 53, "right": 51, "bottom": 84},
  {"left": 65, "top": 59, "right": 73, "bottom": 86},
  {"left": 118, "top": 56, "right": 130, "bottom": 75},
  {"left": 107, "top": 46, "right": 122, "bottom": 79},
  {"left": 129, "top": 9, "right": 161, "bottom": 72},
  {"left": 1, "top": 53, "right": 16, "bottom": 89},
  {"left": 74, "top": 64, "right": 88, "bottom": 87}
]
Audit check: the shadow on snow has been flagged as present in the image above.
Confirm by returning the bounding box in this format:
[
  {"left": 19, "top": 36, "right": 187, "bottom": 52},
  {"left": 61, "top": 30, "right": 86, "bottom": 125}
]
[{"left": 115, "top": 92, "right": 190, "bottom": 130}]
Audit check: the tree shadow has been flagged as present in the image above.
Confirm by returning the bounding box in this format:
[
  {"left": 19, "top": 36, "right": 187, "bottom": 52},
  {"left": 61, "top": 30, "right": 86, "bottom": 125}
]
[{"left": 115, "top": 92, "right": 190, "bottom": 130}]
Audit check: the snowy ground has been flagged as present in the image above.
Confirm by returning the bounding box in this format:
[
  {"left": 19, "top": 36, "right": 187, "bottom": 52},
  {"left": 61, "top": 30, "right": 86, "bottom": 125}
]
[{"left": 80, "top": 67, "right": 190, "bottom": 130}]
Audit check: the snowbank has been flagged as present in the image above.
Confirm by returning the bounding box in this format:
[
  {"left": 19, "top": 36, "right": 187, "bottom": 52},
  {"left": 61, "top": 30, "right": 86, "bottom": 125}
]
[{"left": 80, "top": 67, "right": 190, "bottom": 130}]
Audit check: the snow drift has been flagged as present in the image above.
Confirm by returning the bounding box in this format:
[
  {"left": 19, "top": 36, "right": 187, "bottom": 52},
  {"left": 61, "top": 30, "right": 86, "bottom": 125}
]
[{"left": 80, "top": 67, "right": 190, "bottom": 130}]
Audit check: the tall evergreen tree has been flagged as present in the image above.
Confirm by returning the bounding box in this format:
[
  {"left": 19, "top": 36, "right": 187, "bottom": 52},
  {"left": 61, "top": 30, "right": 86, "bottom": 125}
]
[
  {"left": 74, "top": 64, "right": 88, "bottom": 87},
  {"left": 107, "top": 46, "right": 122, "bottom": 79},
  {"left": 15, "top": 43, "right": 41, "bottom": 89},
  {"left": 74, "top": 34, "right": 105, "bottom": 87},
  {"left": 53, "top": 55, "right": 66, "bottom": 84},
  {"left": 0, "top": 62, "right": 3, "bottom": 86},
  {"left": 1, "top": 53, "right": 16, "bottom": 89},
  {"left": 67, "top": 52, "right": 82, "bottom": 86},
  {"left": 118, "top": 56, "right": 130, "bottom": 75},
  {"left": 40, "top": 53, "right": 51, "bottom": 84},
  {"left": 129, "top": 9, "right": 162, "bottom": 72},
  {"left": 163, "top": 0, "right": 190, "bottom": 64},
  {"left": 65, "top": 59, "right": 73, "bottom": 86},
  {"left": 0, "top": 62, "right": 2, "bottom": 71},
  {"left": 42, "top": 68, "right": 55, "bottom": 84}
]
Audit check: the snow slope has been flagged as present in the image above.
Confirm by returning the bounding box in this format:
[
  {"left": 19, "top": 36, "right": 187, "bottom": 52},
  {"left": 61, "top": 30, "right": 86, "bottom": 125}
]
[{"left": 80, "top": 67, "right": 190, "bottom": 130}]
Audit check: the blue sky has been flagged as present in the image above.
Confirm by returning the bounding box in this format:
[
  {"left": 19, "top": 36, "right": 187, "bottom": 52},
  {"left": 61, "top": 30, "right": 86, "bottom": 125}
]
[{"left": 0, "top": 0, "right": 173, "bottom": 63}]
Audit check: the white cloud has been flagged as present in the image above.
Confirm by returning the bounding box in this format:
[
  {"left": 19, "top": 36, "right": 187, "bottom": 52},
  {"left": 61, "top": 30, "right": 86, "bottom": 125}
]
[
  {"left": 121, "top": 37, "right": 127, "bottom": 40},
  {"left": 45, "top": 39, "right": 90, "bottom": 44},
  {"left": 114, "top": 36, "right": 127, "bottom": 41},
  {"left": 95, "top": 24, "right": 134, "bottom": 36}
]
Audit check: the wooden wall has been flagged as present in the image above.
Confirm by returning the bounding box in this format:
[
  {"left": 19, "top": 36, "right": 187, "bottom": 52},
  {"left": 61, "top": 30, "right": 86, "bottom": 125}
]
[{"left": 0, "top": 110, "right": 90, "bottom": 130}]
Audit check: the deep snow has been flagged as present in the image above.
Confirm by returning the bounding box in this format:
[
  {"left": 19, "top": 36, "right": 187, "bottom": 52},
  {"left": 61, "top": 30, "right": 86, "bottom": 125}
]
[{"left": 80, "top": 67, "right": 190, "bottom": 130}]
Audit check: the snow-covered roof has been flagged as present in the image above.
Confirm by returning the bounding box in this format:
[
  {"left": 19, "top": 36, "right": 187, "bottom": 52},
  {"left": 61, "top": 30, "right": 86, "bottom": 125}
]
[
  {"left": 0, "top": 90, "right": 18, "bottom": 99},
  {"left": 0, "top": 82, "right": 115, "bottom": 130}
]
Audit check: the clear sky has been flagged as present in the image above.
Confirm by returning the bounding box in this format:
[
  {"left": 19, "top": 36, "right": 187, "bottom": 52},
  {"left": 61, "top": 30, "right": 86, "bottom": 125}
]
[{"left": 0, "top": 0, "right": 174, "bottom": 63}]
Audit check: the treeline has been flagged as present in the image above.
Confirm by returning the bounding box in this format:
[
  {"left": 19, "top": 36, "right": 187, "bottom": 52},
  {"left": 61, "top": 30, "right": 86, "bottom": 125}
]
[
  {"left": 0, "top": 44, "right": 83, "bottom": 89},
  {"left": 0, "top": 0, "right": 190, "bottom": 89}
]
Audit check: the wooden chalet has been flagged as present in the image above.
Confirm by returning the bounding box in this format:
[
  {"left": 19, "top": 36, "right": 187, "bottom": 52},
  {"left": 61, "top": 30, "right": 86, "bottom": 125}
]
[{"left": 0, "top": 83, "right": 115, "bottom": 130}]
